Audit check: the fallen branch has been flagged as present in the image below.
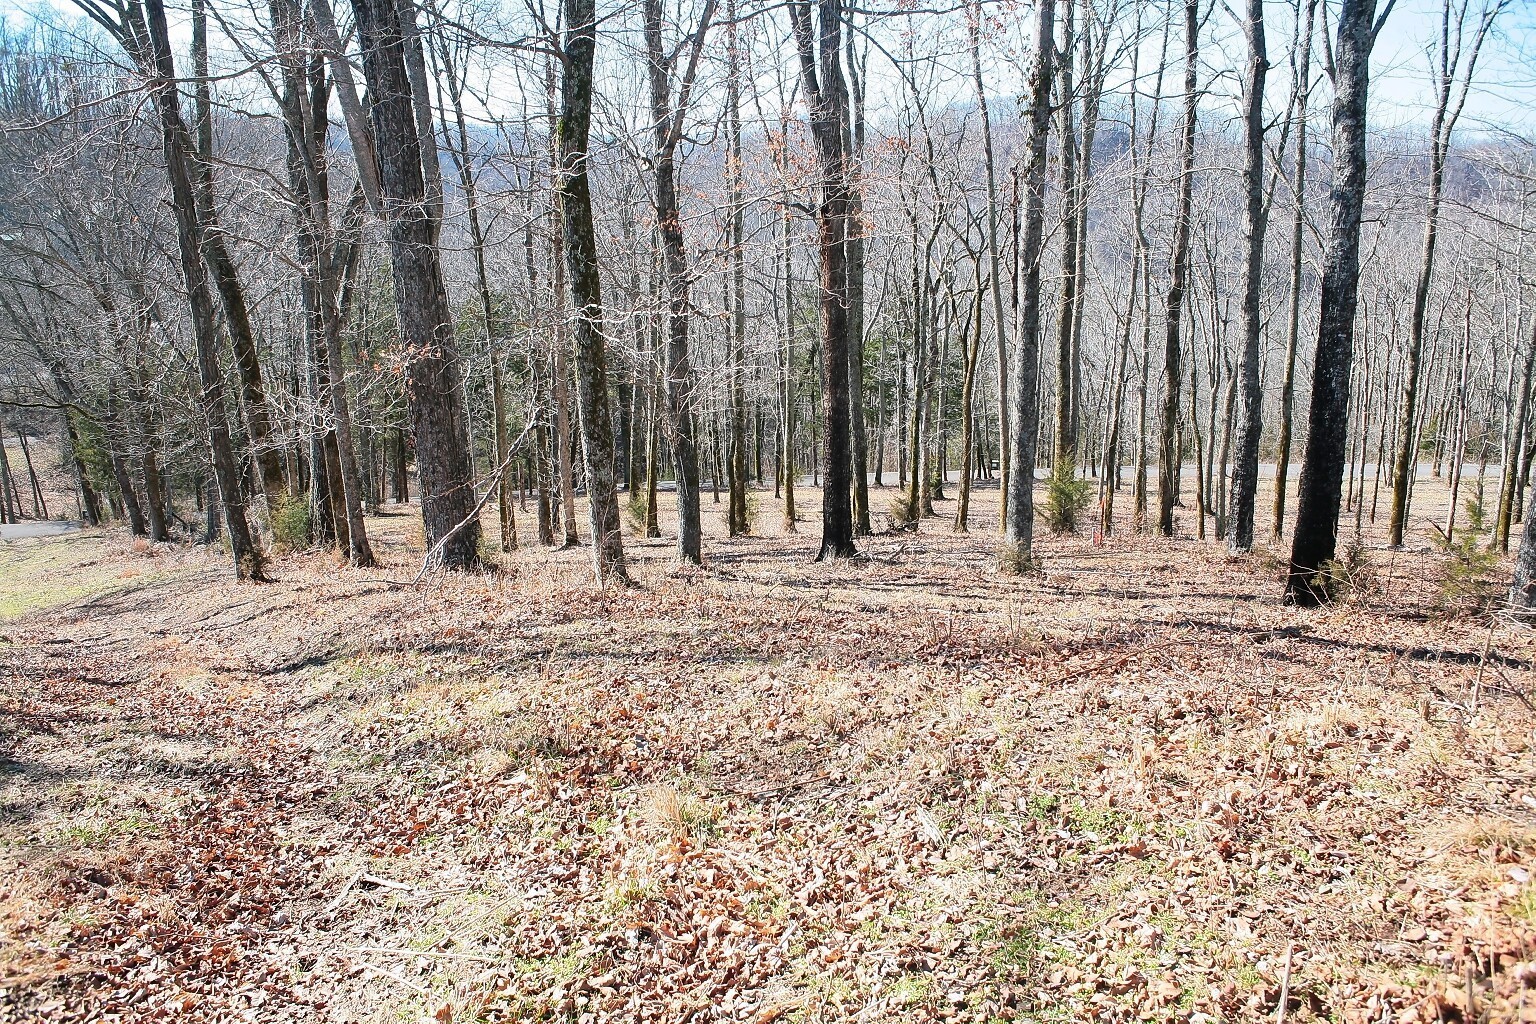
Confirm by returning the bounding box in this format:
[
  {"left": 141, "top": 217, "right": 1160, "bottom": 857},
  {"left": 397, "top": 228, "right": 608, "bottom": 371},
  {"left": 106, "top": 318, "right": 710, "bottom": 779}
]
[{"left": 354, "top": 946, "right": 496, "bottom": 963}]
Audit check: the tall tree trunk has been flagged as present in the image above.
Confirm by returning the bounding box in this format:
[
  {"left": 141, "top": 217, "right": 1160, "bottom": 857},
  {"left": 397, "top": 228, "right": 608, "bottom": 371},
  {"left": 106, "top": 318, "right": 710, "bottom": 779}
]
[
  {"left": 788, "top": 0, "right": 857, "bottom": 560},
  {"left": 272, "top": 7, "right": 374, "bottom": 566},
  {"left": 16, "top": 430, "right": 47, "bottom": 520},
  {"left": 1158, "top": 0, "right": 1199, "bottom": 537},
  {"left": 1388, "top": 0, "right": 1500, "bottom": 547},
  {"left": 558, "top": 0, "right": 627, "bottom": 582},
  {"left": 546, "top": 62, "right": 580, "bottom": 549},
  {"left": 1000, "top": 0, "right": 1054, "bottom": 571},
  {"left": 190, "top": 0, "right": 286, "bottom": 504},
  {"left": 1053, "top": 0, "right": 1079, "bottom": 470},
  {"left": 1287, "top": 0, "right": 1385, "bottom": 604},
  {"left": 1445, "top": 303, "right": 1473, "bottom": 539},
  {"left": 968, "top": 0, "right": 1009, "bottom": 529},
  {"left": 1102, "top": 269, "right": 1136, "bottom": 534},
  {"left": 955, "top": 267, "right": 982, "bottom": 532},
  {"left": 1272, "top": 2, "right": 1315, "bottom": 538},
  {"left": 134, "top": 0, "right": 266, "bottom": 579},
  {"left": 903, "top": 246, "right": 926, "bottom": 524},
  {"left": 846, "top": 26, "right": 872, "bottom": 536},
  {"left": 1190, "top": 342, "right": 1207, "bottom": 540},
  {"left": 1227, "top": 0, "right": 1269, "bottom": 553},
  {"left": 644, "top": 0, "right": 715, "bottom": 566},
  {"left": 433, "top": 21, "right": 515, "bottom": 551},
  {"left": 780, "top": 208, "right": 797, "bottom": 530},
  {"left": 351, "top": 0, "right": 480, "bottom": 568},
  {"left": 726, "top": 0, "right": 749, "bottom": 537},
  {"left": 50, "top": 367, "right": 103, "bottom": 526}
]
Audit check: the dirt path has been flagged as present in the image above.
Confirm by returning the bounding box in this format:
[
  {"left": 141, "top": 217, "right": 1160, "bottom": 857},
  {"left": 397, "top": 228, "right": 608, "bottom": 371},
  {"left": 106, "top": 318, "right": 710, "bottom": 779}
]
[{"left": 3, "top": 491, "right": 1534, "bottom": 1022}]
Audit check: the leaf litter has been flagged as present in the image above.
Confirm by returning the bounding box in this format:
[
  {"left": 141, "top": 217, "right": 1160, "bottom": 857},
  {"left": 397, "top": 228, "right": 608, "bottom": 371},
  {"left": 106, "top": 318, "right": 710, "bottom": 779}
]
[{"left": 1, "top": 494, "right": 1534, "bottom": 1022}]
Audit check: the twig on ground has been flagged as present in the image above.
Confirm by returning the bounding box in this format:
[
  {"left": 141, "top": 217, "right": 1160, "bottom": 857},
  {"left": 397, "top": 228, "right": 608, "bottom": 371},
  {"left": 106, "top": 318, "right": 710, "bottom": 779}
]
[
  {"left": 354, "top": 946, "right": 497, "bottom": 963},
  {"left": 316, "top": 870, "right": 363, "bottom": 918},
  {"left": 361, "top": 962, "right": 433, "bottom": 996},
  {"left": 1276, "top": 943, "right": 1293, "bottom": 1023}
]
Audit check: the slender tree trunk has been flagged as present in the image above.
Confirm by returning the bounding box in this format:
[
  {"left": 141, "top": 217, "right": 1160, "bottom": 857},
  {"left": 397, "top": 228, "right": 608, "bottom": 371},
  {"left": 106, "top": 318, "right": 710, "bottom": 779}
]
[
  {"left": 780, "top": 209, "right": 797, "bottom": 531},
  {"left": 272, "top": 12, "right": 375, "bottom": 566},
  {"left": 137, "top": 0, "right": 266, "bottom": 579},
  {"left": 1497, "top": 328, "right": 1536, "bottom": 550},
  {"left": 644, "top": 0, "right": 714, "bottom": 565},
  {"left": 846, "top": 27, "right": 871, "bottom": 536},
  {"left": 1272, "top": 0, "right": 1316, "bottom": 540},
  {"left": 1000, "top": 0, "right": 1054, "bottom": 571},
  {"left": 1446, "top": 309, "right": 1473, "bottom": 539},
  {"left": 1228, "top": 0, "right": 1269, "bottom": 552},
  {"left": 558, "top": 0, "right": 627, "bottom": 582},
  {"left": 1190, "top": 345, "right": 1206, "bottom": 540},
  {"left": 788, "top": 0, "right": 857, "bottom": 560},
  {"left": 968, "top": 2, "right": 1010, "bottom": 529},
  {"left": 548, "top": 75, "right": 580, "bottom": 549},
  {"left": 1053, "top": 0, "right": 1079, "bottom": 470},
  {"left": 190, "top": 0, "right": 286, "bottom": 504},
  {"left": 955, "top": 269, "right": 982, "bottom": 532},
  {"left": 1388, "top": 0, "right": 1498, "bottom": 547},
  {"left": 49, "top": 368, "right": 102, "bottom": 526},
  {"left": 16, "top": 430, "right": 46, "bottom": 520},
  {"left": 1158, "top": 0, "right": 1199, "bottom": 538},
  {"left": 1287, "top": 0, "right": 1384, "bottom": 604},
  {"left": 726, "top": 0, "right": 750, "bottom": 537},
  {"left": 904, "top": 261, "right": 927, "bottom": 524},
  {"left": 433, "top": 24, "right": 514, "bottom": 551}
]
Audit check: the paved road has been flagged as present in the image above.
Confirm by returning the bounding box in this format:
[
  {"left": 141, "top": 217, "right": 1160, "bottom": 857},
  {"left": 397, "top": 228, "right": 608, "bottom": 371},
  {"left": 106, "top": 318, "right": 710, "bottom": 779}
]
[{"left": 0, "top": 521, "right": 83, "bottom": 540}]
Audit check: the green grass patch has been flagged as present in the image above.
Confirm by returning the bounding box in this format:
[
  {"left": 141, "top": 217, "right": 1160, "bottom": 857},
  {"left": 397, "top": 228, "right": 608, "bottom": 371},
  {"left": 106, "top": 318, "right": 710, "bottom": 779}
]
[{"left": 0, "top": 534, "right": 145, "bottom": 620}]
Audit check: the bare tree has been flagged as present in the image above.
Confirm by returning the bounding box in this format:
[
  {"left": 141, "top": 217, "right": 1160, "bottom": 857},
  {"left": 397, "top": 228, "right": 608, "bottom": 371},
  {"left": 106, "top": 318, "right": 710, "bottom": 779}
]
[
  {"left": 1287, "top": 0, "right": 1393, "bottom": 604},
  {"left": 350, "top": 0, "right": 481, "bottom": 568},
  {"left": 787, "top": 0, "right": 857, "bottom": 559},
  {"left": 1157, "top": 0, "right": 1199, "bottom": 537},
  {"left": 1001, "top": 0, "right": 1055, "bottom": 571},
  {"left": 559, "top": 0, "right": 627, "bottom": 582}
]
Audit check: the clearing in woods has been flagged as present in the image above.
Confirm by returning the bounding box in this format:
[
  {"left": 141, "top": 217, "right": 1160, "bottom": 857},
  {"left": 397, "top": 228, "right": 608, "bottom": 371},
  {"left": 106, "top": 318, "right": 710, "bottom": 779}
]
[{"left": 2, "top": 485, "right": 1534, "bottom": 1023}]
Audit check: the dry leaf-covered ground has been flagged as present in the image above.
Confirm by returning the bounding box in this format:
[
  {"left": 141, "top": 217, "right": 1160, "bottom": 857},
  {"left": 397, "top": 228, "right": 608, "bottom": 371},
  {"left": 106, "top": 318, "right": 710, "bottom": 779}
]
[{"left": 2, "top": 482, "right": 1535, "bottom": 1023}]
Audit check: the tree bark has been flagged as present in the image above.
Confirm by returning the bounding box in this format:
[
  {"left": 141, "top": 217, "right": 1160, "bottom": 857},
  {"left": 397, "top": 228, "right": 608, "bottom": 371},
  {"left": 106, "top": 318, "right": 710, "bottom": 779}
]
[
  {"left": 1053, "top": 0, "right": 1079, "bottom": 470},
  {"left": 644, "top": 0, "right": 715, "bottom": 565},
  {"left": 121, "top": 0, "right": 266, "bottom": 578},
  {"left": 846, "top": 25, "right": 872, "bottom": 536},
  {"left": 1287, "top": 0, "right": 1384, "bottom": 604},
  {"left": 558, "top": 0, "right": 627, "bottom": 583},
  {"left": 190, "top": 0, "right": 286, "bottom": 505},
  {"left": 433, "top": 19, "right": 514, "bottom": 551},
  {"left": 955, "top": 266, "right": 983, "bottom": 532},
  {"left": 726, "top": 0, "right": 749, "bottom": 537},
  {"left": 1157, "top": 0, "right": 1199, "bottom": 538},
  {"left": 967, "top": 0, "right": 1009, "bottom": 530},
  {"left": 351, "top": 0, "right": 480, "bottom": 568},
  {"left": 1000, "top": 0, "right": 1054, "bottom": 571},
  {"left": 1227, "top": 0, "right": 1269, "bottom": 553},
  {"left": 787, "top": 0, "right": 857, "bottom": 560},
  {"left": 1273, "top": 1, "right": 1315, "bottom": 539}
]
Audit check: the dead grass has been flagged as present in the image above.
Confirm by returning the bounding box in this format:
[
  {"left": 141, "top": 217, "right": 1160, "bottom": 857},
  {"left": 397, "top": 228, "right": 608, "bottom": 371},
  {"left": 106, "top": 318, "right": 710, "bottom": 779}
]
[{"left": 1, "top": 481, "right": 1533, "bottom": 1023}]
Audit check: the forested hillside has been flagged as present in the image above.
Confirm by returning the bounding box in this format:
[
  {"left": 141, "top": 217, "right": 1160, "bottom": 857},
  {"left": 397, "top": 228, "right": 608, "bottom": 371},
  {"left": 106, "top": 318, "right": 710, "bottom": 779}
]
[{"left": 2, "top": 0, "right": 1536, "bottom": 1018}]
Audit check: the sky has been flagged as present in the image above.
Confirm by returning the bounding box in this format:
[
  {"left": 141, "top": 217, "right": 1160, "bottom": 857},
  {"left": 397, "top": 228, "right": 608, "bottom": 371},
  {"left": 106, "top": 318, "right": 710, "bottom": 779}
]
[
  {"left": 1369, "top": 0, "right": 1536, "bottom": 134},
  {"left": 1, "top": 0, "right": 1534, "bottom": 136}
]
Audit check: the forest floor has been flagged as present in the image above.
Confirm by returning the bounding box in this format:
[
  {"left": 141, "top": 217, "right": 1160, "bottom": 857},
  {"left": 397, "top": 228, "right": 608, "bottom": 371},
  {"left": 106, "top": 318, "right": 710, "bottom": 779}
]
[{"left": 2, "top": 481, "right": 1536, "bottom": 1023}]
